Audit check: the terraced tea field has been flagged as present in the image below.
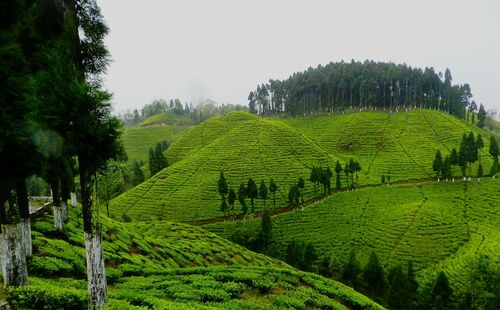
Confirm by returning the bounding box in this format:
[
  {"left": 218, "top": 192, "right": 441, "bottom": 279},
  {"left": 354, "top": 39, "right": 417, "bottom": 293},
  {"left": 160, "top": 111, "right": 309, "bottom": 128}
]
[
  {"left": 112, "top": 109, "right": 497, "bottom": 223},
  {"left": 27, "top": 206, "right": 287, "bottom": 280},
  {"left": 122, "top": 125, "right": 191, "bottom": 162},
  {"left": 4, "top": 206, "right": 383, "bottom": 310},
  {"left": 204, "top": 178, "right": 500, "bottom": 292},
  {"left": 9, "top": 267, "right": 384, "bottom": 309}
]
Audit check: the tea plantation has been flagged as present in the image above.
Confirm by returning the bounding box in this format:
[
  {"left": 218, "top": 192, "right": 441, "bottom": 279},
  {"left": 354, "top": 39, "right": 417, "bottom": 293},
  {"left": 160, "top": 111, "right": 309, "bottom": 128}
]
[
  {"left": 111, "top": 109, "right": 496, "bottom": 223},
  {"left": 1, "top": 207, "right": 383, "bottom": 310},
  {"left": 204, "top": 178, "right": 500, "bottom": 294}
]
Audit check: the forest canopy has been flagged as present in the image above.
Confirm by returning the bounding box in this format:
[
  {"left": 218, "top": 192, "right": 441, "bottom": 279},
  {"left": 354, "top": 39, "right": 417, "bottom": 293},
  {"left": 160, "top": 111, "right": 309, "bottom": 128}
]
[{"left": 248, "top": 60, "right": 476, "bottom": 119}]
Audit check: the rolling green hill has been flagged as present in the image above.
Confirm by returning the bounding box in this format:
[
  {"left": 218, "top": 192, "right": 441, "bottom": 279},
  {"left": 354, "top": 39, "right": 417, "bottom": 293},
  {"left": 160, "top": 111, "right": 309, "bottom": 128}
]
[
  {"left": 204, "top": 178, "right": 500, "bottom": 293},
  {"left": 112, "top": 109, "right": 496, "bottom": 223},
  {"left": 122, "top": 125, "right": 191, "bottom": 163},
  {"left": 2, "top": 207, "right": 383, "bottom": 310}
]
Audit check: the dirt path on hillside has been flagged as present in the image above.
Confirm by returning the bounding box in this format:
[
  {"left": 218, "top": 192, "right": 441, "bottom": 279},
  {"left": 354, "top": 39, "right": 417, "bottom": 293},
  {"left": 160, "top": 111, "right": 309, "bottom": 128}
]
[{"left": 188, "top": 176, "right": 442, "bottom": 226}]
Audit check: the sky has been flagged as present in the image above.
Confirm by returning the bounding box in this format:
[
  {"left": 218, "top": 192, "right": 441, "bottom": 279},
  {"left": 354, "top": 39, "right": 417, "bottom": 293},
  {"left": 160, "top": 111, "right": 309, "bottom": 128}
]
[{"left": 98, "top": 0, "right": 500, "bottom": 113}]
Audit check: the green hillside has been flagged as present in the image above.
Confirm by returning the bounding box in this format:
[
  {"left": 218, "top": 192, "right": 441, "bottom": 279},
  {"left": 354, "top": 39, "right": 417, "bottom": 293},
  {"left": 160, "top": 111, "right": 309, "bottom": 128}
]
[
  {"left": 122, "top": 125, "right": 191, "bottom": 163},
  {"left": 112, "top": 109, "right": 496, "bottom": 223},
  {"left": 204, "top": 178, "right": 500, "bottom": 293},
  {"left": 112, "top": 114, "right": 343, "bottom": 222},
  {"left": 2, "top": 208, "right": 383, "bottom": 310},
  {"left": 139, "top": 112, "right": 194, "bottom": 127}
]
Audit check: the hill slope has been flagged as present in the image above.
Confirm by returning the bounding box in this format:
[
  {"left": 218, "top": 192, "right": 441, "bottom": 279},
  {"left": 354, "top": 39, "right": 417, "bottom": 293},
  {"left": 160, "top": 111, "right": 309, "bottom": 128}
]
[
  {"left": 204, "top": 178, "right": 500, "bottom": 293},
  {"left": 112, "top": 109, "right": 496, "bottom": 223},
  {"left": 2, "top": 208, "right": 383, "bottom": 310},
  {"left": 112, "top": 114, "right": 342, "bottom": 222}
]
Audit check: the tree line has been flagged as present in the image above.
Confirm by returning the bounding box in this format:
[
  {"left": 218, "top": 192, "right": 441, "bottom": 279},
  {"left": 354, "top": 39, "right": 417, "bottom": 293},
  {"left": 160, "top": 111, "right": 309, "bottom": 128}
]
[
  {"left": 0, "top": 0, "right": 122, "bottom": 308},
  {"left": 248, "top": 60, "right": 485, "bottom": 121},
  {"left": 433, "top": 132, "right": 500, "bottom": 181},
  {"left": 118, "top": 98, "right": 248, "bottom": 126}
]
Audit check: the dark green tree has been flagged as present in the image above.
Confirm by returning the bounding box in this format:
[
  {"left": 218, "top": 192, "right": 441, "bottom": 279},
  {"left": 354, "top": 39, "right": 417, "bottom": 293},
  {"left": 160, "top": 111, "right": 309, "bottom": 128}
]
[
  {"left": 433, "top": 150, "right": 443, "bottom": 180},
  {"left": 489, "top": 136, "right": 499, "bottom": 160},
  {"left": 477, "top": 164, "right": 483, "bottom": 180},
  {"left": 477, "top": 103, "right": 486, "bottom": 128},
  {"left": 449, "top": 148, "right": 459, "bottom": 180},
  {"left": 228, "top": 188, "right": 236, "bottom": 215},
  {"left": 304, "top": 242, "right": 318, "bottom": 272},
  {"left": 131, "top": 160, "right": 144, "bottom": 186},
  {"left": 259, "top": 180, "right": 268, "bottom": 209},
  {"left": 260, "top": 210, "right": 272, "bottom": 252},
  {"left": 220, "top": 198, "right": 227, "bottom": 216},
  {"left": 430, "top": 271, "right": 453, "bottom": 310},
  {"left": 288, "top": 185, "right": 300, "bottom": 209},
  {"left": 387, "top": 264, "right": 406, "bottom": 310},
  {"left": 342, "top": 250, "right": 362, "bottom": 289},
  {"left": 297, "top": 177, "right": 305, "bottom": 207},
  {"left": 237, "top": 182, "right": 248, "bottom": 215},
  {"left": 363, "top": 251, "right": 385, "bottom": 299},
  {"left": 218, "top": 171, "right": 228, "bottom": 201},
  {"left": 247, "top": 178, "right": 258, "bottom": 213}
]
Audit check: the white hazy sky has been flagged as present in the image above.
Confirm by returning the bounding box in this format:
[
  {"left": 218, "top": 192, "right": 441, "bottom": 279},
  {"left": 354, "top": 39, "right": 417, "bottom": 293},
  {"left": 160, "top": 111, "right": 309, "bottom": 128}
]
[{"left": 98, "top": 0, "right": 500, "bottom": 112}]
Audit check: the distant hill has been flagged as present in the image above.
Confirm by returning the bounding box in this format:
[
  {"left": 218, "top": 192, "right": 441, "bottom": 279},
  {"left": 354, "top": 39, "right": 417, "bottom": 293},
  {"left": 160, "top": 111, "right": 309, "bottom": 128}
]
[{"left": 111, "top": 109, "right": 496, "bottom": 222}]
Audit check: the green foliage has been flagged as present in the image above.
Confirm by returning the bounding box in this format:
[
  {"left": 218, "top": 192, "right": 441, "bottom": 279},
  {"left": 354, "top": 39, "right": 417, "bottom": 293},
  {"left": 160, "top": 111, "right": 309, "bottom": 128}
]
[
  {"left": 430, "top": 272, "right": 454, "bottom": 310},
  {"left": 342, "top": 251, "right": 362, "bottom": 289},
  {"left": 148, "top": 142, "right": 168, "bottom": 176},
  {"left": 363, "top": 252, "right": 385, "bottom": 299}
]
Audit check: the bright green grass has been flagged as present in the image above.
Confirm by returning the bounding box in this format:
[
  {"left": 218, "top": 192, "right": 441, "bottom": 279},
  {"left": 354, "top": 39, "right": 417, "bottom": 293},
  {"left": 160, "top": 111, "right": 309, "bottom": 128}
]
[
  {"left": 9, "top": 267, "right": 384, "bottom": 310},
  {"left": 122, "top": 125, "right": 191, "bottom": 162},
  {"left": 112, "top": 109, "right": 496, "bottom": 223},
  {"left": 204, "top": 178, "right": 500, "bottom": 293},
  {"left": 140, "top": 112, "right": 193, "bottom": 127}
]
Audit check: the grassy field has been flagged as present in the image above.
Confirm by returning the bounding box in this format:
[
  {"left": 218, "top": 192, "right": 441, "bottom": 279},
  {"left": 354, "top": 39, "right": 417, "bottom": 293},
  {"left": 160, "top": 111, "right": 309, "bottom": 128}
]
[
  {"left": 204, "top": 178, "right": 500, "bottom": 293},
  {"left": 122, "top": 125, "right": 191, "bottom": 163},
  {"left": 1, "top": 207, "right": 382, "bottom": 310},
  {"left": 112, "top": 109, "right": 497, "bottom": 223}
]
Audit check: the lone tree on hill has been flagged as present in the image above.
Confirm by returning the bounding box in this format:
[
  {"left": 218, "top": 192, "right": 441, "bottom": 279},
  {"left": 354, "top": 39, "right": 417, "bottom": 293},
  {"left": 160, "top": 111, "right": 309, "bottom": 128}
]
[
  {"left": 259, "top": 180, "right": 268, "bottom": 209},
  {"left": 268, "top": 178, "right": 278, "bottom": 211},
  {"left": 466, "top": 132, "right": 478, "bottom": 177},
  {"left": 247, "top": 178, "right": 258, "bottom": 213},
  {"left": 237, "top": 182, "right": 248, "bottom": 215},
  {"left": 335, "top": 160, "right": 342, "bottom": 190}
]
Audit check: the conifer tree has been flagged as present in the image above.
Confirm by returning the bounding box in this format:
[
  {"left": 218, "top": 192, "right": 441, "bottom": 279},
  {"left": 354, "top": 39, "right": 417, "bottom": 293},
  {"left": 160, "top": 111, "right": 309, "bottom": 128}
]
[
  {"left": 477, "top": 103, "right": 486, "bottom": 129},
  {"left": 431, "top": 271, "right": 453, "bottom": 310},
  {"left": 297, "top": 177, "right": 305, "bottom": 207},
  {"left": 304, "top": 242, "right": 318, "bottom": 272},
  {"left": 218, "top": 171, "right": 228, "bottom": 201},
  {"left": 237, "top": 182, "right": 247, "bottom": 215},
  {"left": 247, "top": 178, "right": 258, "bottom": 213},
  {"left": 363, "top": 251, "right": 385, "bottom": 299},
  {"left": 228, "top": 188, "right": 236, "bottom": 215},
  {"left": 342, "top": 250, "right": 362, "bottom": 289},
  {"left": 433, "top": 150, "right": 443, "bottom": 180},
  {"left": 489, "top": 136, "right": 499, "bottom": 160}
]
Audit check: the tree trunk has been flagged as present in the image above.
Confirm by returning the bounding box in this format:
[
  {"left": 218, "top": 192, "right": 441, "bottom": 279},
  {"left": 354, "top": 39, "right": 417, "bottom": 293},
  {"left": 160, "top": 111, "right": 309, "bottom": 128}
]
[
  {"left": 80, "top": 160, "right": 107, "bottom": 309},
  {"left": 62, "top": 200, "right": 68, "bottom": 223},
  {"left": 1, "top": 224, "right": 28, "bottom": 286},
  {"left": 71, "top": 192, "right": 77, "bottom": 207},
  {"left": 16, "top": 180, "right": 32, "bottom": 258},
  {"left": 0, "top": 189, "right": 28, "bottom": 286},
  {"left": 52, "top": 180, "right": 63, "bottom": 231}
]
